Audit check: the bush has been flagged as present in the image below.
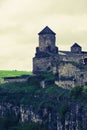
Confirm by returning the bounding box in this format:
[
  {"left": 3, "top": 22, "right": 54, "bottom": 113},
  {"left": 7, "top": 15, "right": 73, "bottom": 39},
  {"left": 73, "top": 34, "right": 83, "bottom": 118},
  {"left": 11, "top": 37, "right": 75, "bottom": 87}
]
[{"left": 70, "top": 85, "right": 83, "bottom": 99}]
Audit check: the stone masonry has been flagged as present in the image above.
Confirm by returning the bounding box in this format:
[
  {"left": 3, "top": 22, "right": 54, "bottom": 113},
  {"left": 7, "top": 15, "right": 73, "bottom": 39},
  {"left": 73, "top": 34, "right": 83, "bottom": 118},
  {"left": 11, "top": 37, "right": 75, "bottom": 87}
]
[
  {"left": 33, "top": 26, "right": 87, "bottom": 88},
  {"left": 33, "top": 26, "right": 58, "bottom": 74}
]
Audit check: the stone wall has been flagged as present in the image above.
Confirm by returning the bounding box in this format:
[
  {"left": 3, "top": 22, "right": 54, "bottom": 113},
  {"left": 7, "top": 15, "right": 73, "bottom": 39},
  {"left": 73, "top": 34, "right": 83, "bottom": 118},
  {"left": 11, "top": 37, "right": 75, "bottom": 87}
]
[
  {"left": 3, "top": 75, "right": 29, "bottom": 83},
  {"left": 39, "top": 34, "right": 56, "bottom": 52},
  {"left": 59, "top": 53, "right": 87, "bottom": 64},
  {"left": 59, "top": 54, "right": 83, "bottom": 63},
  {"left": 59, "top": 63, "right": 80, "bottom": 78},
  {"left": 33, "top": 27, "right": 58, "bottom": 74},
  {"left": 33, "top": 57, "right": 53, "bottom": 73},
  {"left": 55, "top": 80, "right": 74, "bottom": 89},
  {"left": 71, "top": 46, "right": 82, "bottom": 53},
  {"left": 33, "top": 55, "right": 58, "bottom": 74},
  {"left": 75, "top": 71, "right": 87, "bottom": 86}
]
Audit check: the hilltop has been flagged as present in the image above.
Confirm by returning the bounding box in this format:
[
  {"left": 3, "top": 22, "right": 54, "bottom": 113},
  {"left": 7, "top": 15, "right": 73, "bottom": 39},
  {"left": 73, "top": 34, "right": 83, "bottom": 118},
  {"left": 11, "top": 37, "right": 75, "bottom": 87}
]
[{"left": 0, "top": 72, "right": 87, "bottom": 129}]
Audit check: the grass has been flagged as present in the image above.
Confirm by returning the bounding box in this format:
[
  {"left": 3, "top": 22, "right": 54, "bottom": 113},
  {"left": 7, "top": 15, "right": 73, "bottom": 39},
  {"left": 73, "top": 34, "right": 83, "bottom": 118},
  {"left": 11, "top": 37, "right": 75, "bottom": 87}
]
[{"left": 0, "top": 70, "right": 32, "bottom": 78}]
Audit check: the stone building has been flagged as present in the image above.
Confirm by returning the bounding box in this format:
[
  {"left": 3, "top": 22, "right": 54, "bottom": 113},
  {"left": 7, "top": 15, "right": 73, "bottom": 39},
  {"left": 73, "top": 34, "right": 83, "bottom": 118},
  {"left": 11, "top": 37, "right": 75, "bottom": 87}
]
[
  {"left": 33, "top": 26, "right": 87, "bottom": 88},
  {"left": 71, "top": 43, "right": 82, "bottom": 53},
  {"left": 33, "top": 26, "right": 58, "bottom": 74}
]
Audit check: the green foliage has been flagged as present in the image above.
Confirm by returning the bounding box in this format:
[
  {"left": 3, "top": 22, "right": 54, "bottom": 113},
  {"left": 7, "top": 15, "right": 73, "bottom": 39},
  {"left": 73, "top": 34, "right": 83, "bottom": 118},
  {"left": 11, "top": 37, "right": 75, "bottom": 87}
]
[
  {"left": 0, "top": 81, "right": 41, "bottom": 105},
  {"left": 28, "top": 75, "right": 44, "bottom": 86},
  {"left": 82, "top": 86, "right": 87, "bottom": 101},
  {"left": 70, "top": 85, "right": 87, "bottom": 104},
  {"left": 83, "top": 86, "right": 87, "bottom": 93},
  {"left": 18, "top": 122, "right": 45, "bottom": 130},
  {"left": 0, "top": 72, "right": 87, "bottom": 129},
  {"left": 0, "top": 119, "right": 45, "bottom": 130},
  {"left": 40, "top": 72, "right": 55, "bottom": 80},
  {"left": 59, "top": 102, "right": 69, "bottom": 123},
  {"left": 0, "top": 115, "right": 19, "bottom": 130},
  {"left": 70, "top": 85, "right": 83, "bottom": 99}
]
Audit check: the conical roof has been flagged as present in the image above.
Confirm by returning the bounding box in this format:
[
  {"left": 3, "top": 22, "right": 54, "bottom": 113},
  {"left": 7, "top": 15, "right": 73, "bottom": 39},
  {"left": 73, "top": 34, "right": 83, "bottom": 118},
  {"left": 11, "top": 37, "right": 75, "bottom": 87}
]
[{"left": 38, "top": 26, "right": 56, "bottom": 35}]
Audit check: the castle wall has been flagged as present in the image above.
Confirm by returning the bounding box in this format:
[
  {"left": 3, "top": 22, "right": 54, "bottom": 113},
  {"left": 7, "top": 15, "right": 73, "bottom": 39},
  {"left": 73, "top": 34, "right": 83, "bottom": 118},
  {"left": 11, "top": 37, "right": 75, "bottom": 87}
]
[
  {"left": 33, "top": 57, "right": 53, "bottom": 73},
  {"left": 33, "top": 55, "right": 59, "bottom": 74},
  {"left": 75, "top": 71, "right": 87, "bottom": 85},
  {"left": 55, "top": 80, "right": 74, "bottom": 89},
  {"left": 59, "top": 52, "right": 87, "bottom": 64},
  {"left": 33, "top": 27, "right": 58, "bottom": 74},
  {"left": 39, "top": 34, "right": 56, "bottom": 52},
  {"left": 71, "top": 46, "right": 82, "bottom": 53},
  {"left": 59, "top": 63, "right": 80, "bottom": 79},
  {"left": 33, "top": 26, "right": 87, "bottom": 88},
  {"left": 59, "top": 54, "right": 84, "bottom": 63}
]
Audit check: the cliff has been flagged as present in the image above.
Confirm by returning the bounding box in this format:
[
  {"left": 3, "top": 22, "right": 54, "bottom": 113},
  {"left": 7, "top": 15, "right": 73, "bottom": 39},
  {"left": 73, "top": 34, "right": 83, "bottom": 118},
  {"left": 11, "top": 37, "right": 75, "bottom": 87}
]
[{"left": 0, "top": 74, "right": 87, "bottom": 130}]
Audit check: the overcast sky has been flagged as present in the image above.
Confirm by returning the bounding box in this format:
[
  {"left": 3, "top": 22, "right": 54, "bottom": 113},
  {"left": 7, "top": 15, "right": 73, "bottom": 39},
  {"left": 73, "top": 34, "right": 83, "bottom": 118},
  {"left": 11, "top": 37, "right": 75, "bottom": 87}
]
[{"left": 0, "top": 0, "right": 87, "bottom": 71}]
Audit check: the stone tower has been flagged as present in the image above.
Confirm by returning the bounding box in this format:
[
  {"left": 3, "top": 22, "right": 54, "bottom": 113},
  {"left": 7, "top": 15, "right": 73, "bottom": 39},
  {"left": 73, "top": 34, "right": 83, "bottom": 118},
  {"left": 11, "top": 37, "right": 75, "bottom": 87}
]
[
  {"left": 71, "top": 43, "right": 82, "bottom": 53},
  {"left": 33, "top": 26, "right": 58, "bottom": 74}
]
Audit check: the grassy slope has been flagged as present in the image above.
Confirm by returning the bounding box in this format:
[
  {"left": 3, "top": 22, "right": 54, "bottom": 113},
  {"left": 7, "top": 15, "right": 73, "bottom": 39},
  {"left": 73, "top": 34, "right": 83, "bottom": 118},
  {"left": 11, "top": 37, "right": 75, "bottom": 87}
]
[
  {"left": 0, "top": 72, "right": 86, "bottom": 105},
  {"left": 0, "top": 70, "right": 32, "bottom": 78},
  {"left": 0, "top": 73, "right": 69, "bottom": 105}
]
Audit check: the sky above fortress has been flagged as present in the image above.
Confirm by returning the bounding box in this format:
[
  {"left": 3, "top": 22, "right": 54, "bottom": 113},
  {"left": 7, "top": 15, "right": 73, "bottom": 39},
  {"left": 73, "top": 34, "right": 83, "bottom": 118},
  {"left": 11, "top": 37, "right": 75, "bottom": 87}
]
[{"left": 0, "top": 0, "right": 87, "bottom": 71}]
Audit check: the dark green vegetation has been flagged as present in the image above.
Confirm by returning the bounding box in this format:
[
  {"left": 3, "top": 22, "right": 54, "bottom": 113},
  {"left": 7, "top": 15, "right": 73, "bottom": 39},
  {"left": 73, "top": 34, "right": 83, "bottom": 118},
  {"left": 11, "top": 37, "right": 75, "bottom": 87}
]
[
  {"left": 0, "top": 72, "right": 87, "bottom": 130},
  {"left": 0, "top": 120, "right": 45, "bottom": 130},
  {"left": 70, "top": 85, "right": 87, "bottom": 103}
]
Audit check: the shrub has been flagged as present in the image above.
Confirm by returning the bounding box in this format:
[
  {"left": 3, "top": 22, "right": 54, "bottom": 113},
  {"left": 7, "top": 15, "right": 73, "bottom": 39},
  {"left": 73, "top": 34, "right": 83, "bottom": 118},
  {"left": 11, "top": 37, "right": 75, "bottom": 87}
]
[{"left": 70, "top": 85, "right": 83, "bottom": 99}]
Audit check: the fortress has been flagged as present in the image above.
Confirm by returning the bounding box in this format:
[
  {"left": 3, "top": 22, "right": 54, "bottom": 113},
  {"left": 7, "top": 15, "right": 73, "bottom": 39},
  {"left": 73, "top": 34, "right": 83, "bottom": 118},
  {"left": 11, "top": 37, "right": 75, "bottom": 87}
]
[{"left": 33, "top": 26, "right": 87, "bottom": 88}]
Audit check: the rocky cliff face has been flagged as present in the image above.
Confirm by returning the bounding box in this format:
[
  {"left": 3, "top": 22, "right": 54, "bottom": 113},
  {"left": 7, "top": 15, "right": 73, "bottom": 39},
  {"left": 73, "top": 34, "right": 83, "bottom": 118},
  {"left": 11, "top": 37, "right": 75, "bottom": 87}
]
[
  {"left": 0, "top": 77, "right": 87, "bottom": 130},
  {"left": 0, "top": 99, "right": 87, "bottom": 130}
]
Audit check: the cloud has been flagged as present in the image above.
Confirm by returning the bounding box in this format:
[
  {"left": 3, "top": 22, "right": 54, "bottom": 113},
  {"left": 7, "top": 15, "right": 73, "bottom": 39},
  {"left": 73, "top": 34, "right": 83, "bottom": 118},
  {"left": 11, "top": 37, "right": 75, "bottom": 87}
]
[
  {"left": 58, "top": 30, "right": 87, "bottom": 51},
  {"left": 0, "top": 0, "right": 87, "bottom": 70},
  {"left": 44, "top": 0, "right": 87, "bottom": 15}
]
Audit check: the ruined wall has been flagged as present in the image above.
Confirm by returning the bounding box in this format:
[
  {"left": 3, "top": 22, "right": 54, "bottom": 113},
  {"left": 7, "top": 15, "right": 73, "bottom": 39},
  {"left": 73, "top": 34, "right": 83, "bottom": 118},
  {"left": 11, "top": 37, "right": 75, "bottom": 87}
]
[
  {"left": 59, "top": 63, "right": 80, "bottom": 78},
  {"left": 59, "top": 54, "right": 84, "bottom": 63},
  {"left": 33, "top": 57, "right": 53, "bottom": 73},
  {"left": 59, "top": 53, "right": 87, "bottom": 64},
  {"left": 75, "top": 71, "right": 87, "bottom": 86},
  {"left": 33, "top": 55, "right": 58, "bottom": 74},
  {"left": 55, "top": 80, "right": 74, "bottom": 89}
]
